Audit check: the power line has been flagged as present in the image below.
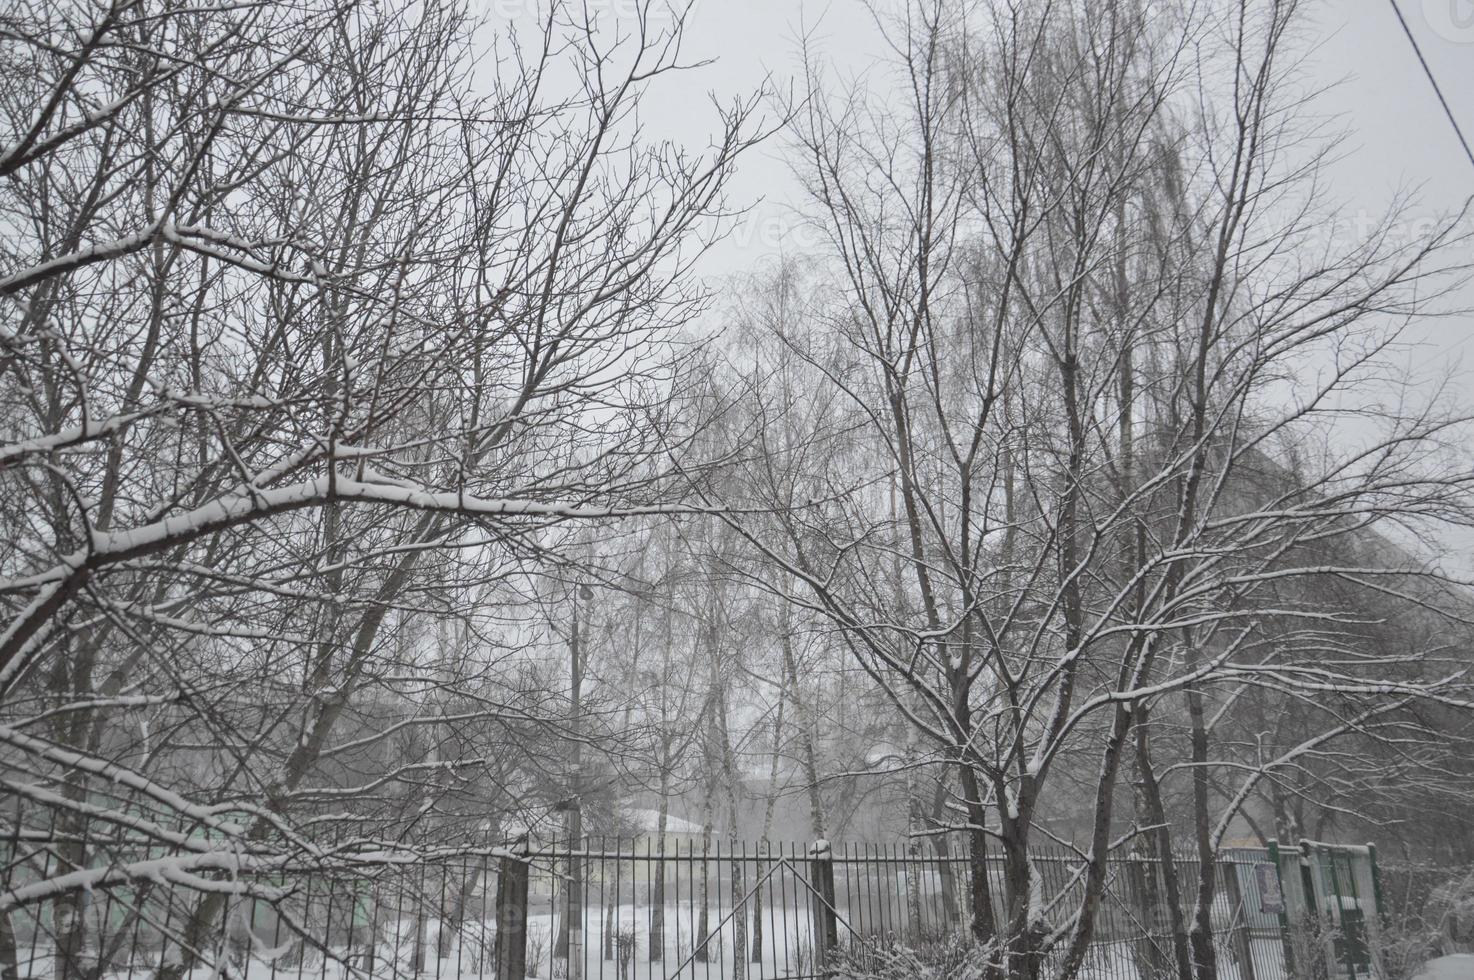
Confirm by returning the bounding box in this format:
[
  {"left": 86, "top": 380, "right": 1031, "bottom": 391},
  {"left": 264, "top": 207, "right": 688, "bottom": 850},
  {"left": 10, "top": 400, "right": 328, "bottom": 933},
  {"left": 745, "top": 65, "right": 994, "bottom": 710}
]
[{"left": 1385, "top": 0, "right": 1474, "bottom": 173}]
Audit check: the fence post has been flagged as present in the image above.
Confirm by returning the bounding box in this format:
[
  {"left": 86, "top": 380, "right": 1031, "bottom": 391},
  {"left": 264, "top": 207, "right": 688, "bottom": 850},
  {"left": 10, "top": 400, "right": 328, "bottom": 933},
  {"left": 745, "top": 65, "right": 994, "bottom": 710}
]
[
  {"left": 1366, "top": 842, "right": 1387, "bottom": 931},
  {"left": 808, "top": 840, "right": 838, "bottom": 967},
  {"left": 494, "top": 837, "right": 529, "bottom": 980},
  {"left": 1367, "top": 842, "right": 1390, "bottom": 978}
]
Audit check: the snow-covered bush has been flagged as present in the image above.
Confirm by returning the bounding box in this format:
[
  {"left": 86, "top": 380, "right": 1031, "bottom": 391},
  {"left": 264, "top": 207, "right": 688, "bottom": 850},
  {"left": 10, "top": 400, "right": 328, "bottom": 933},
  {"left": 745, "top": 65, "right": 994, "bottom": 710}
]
[
  {"left": 525, "top": 924, "right": 549, "bottom": 978},
  {"left": 832, "top": 933, "right": 990, "bottom": 980},
  {"left": 1379, "top": 866, "right": 1474, "bottom": 980}
]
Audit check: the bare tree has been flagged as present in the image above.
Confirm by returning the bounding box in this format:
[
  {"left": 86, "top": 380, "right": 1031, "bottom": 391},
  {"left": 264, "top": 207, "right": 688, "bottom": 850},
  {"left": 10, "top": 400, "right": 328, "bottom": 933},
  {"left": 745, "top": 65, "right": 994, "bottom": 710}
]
[
  {"left": 713, "top": 2, "right": 1474, "bottom": 979},
  {"left": 0, "top": 0, "right": 762, "bottom": 974}
]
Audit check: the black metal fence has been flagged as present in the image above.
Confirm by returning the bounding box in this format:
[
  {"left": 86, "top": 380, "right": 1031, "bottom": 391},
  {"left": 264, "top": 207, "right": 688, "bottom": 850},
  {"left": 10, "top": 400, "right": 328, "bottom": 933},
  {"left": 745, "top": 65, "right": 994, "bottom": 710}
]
[
  {"left": 504, "top": 839, "right": 1293, "bottom": 980},
  {"left": 2, "top": 822, "right": 1318, "bottom": 980},
  {"left": 0, "top": 828, "right": 504, "bottom": 980}
]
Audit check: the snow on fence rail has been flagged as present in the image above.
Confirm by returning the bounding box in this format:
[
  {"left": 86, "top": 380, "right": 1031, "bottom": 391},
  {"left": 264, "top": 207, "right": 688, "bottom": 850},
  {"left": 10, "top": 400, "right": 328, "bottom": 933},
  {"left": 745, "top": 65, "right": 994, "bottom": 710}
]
[{"left": 1, "top": 826, "right": 1300, "bottom": 980}]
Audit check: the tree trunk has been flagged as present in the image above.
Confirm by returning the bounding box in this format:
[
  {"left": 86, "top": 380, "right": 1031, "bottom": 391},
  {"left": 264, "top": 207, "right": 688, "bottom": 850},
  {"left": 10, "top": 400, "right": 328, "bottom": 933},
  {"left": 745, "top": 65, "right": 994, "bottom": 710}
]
[
  {"left": 752, "top": 688, "right": 785, "bottom": 962},
  {"left": 649, "top": 769, "right": 670, "bottom": 962},
  {"left": 696, "top": 794, "right": 713, "bottom": 963},
  {"left": 1187, "top": 680, "right": 1219, "bottom": 980},
  {"left": 956, "top": 766, "right": 998, "bottom": 949},
  {"left": 781, "top": 621, "right": 825, "bottom": 841},
  {"left": 929, "top": 777, "right": 961, "bottom": 929},
  {"left": 1135, "top": 711, "right": 1192, "bottom": 980},
  {"left": 996, "top": 823, "right": 1047, "bottom": 980}
]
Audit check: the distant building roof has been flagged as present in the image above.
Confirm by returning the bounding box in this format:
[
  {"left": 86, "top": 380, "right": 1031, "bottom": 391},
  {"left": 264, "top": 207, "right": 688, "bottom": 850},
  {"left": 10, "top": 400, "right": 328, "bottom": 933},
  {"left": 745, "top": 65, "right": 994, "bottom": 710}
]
[{"left": 624, "top": 807, "right": 704, "bottom": 836}]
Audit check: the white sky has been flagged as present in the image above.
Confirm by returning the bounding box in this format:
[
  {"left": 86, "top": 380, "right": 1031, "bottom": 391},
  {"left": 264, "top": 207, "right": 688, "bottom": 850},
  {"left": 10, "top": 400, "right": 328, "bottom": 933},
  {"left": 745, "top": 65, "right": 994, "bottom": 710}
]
[
  {"left": 632, "top": 0, "right": 1474, "bottom": 377},
  {"left": 604, "top": 0, "right": 1474, "bottom": 568}
]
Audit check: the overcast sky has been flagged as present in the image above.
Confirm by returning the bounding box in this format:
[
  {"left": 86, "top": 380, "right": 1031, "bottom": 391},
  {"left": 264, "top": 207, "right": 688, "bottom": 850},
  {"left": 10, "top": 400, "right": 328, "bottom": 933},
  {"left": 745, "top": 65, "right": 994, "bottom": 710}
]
[
  {"left": 632, "top": 0, "right": 1474, "bottom": 381},
  {"left": 614, "top": 0, "right": 1474, "bottom": 569}
]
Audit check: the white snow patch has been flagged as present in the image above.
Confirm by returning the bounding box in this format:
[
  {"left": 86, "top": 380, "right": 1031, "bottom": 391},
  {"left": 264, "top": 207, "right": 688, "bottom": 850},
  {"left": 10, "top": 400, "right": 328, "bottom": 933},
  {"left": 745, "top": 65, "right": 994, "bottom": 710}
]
[
  {"left": 622, "top": 807, "right": 703, "bottom": 836},
  {"left": 1415, "top": 954, "right": 1474, "bottom": 980}
]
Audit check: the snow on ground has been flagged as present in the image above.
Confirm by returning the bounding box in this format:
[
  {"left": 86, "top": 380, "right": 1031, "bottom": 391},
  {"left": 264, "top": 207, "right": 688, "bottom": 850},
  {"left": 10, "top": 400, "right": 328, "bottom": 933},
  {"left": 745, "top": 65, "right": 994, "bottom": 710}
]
[{"left": 1415, "top": 954, "right": 1474, "bottom": 980}]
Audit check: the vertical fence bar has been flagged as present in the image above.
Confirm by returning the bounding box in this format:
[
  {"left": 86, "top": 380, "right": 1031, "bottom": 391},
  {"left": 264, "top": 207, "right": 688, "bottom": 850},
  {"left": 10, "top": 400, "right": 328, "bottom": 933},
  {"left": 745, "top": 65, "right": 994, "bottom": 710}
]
[
  {"left": 627, "top": 837, "right": 638, "bottom": 980},
  {"left": 865, "top": 843, "right": 879, "bottom": 944},
  {"left": 776, "top": 842, "right": 791, "bottom": 977},
  {"left": 596, "top": 840, "right": 605, "bottom": 980},
  {"left": 600, "top": 836, "right": 610, "bottom": 968},
  {"left": 609, "top": 836, "right": 618, "bottom": 977},
  {"left": 613, "top": 835, "right": 622, "bottom": 980},
  {"left": 884, "top": 843, "right": 897, "bottom": 940},
  {"left": 673, "top": 838, "right": 683, "bottom": 971},
  {"left": 718, "top": 838, "right": 730, "bottom": 980},
  {"left": 639, "top": 831, "right": 651, "bottom": 978},
  {"left": 675, "top": 831, "right": 686, "bottom": 972},
  {"left": 742, "top": 841, "right": 755, "bottom": 968},
  {"left": 477, "top": 851, "right": 490, "bottom": 978},
  {"left": 553, "top": 834, "right": 565, "bottom": 972},
  {"left": 748, "top": 840, "right": 761, "bottom": 971},
  {"left": 451, "top": 861, "right": 464, "bottom": 980},
  {"left": 330, "top": 866, "right": 345, "bottom": 980},
  {"left": 695, "top": 838, "right": 707, "bottom": 965},
  {"left": 875, "top": 843, "right": 888, "bottom": 941},
  {"left": 643, "top": 838, "right": 654, "bottom": 974},
  {"left": 580, "top": 834, "right": 590, "bottom": 980},
  {"left": 861, "top": 843, "right": 874, "bottom": 945}
]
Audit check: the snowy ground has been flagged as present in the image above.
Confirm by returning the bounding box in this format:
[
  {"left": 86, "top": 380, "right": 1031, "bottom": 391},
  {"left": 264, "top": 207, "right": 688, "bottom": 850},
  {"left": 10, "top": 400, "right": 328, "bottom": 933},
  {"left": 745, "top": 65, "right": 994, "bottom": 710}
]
[{"left": 1414, "top": 954, "right": 1474, "bottom": 980}]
